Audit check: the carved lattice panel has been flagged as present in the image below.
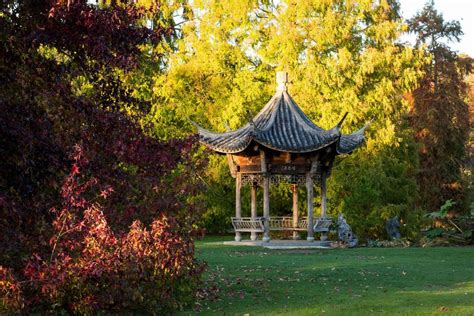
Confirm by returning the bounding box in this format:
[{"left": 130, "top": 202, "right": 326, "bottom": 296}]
[
  {"left": 241, "top": 174, "right": 263, "bottom": 186},
  {"left": 241, "top": 173, "right": 321, "bottom": 186}
]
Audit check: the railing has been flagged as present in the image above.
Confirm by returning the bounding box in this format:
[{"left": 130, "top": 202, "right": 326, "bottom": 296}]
[
  {"left": 314, "top": 218, "right": 332, "bottom": 232},
  {"left": 231, "top": 217, "right": 265, "bottom": 232},
  {"left": 232, "top": 216, "right": 332, "bottom": 232},
  {"left": 269, "top": 217, "right": 308, "bottom": 231}
]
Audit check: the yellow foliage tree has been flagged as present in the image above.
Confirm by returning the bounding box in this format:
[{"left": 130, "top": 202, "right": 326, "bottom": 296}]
[{"left": 149, "top": 0, "right": 427, "bottom": 239}]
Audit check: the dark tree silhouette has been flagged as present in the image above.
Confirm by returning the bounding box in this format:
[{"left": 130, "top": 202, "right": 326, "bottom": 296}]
[{"left": 0, "top": 1, "right": 206, "bottom": 312}]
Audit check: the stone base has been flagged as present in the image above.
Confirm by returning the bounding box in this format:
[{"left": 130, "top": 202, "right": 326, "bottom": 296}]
[
  {"left": 222, "top": 239, "right": 332, "bottom": 249},
  {"left": 235, "top": 233, "right": 242, "bottom": 242},
  {"left": 262, "top": 236, "right": 271, "bottom": 243}
]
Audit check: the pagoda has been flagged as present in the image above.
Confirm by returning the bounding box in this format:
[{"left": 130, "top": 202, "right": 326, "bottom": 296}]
[{"left": 193, "top": 72, "right": 367, "bottom": 242}]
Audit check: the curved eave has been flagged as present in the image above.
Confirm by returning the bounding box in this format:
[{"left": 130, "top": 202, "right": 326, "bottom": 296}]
[
  {"left": 336, "top": 126, "right": 367, "bottom": 154},
  {"left": 192, "top": 88, "right": 368, "bottom": 155},
  {"left": 195, "top": 118, "right": 349, "bottom": 155},
  {"left": 252, "top": 136, "right": 340, "bottom": 153},
  {"left": 253, "top": 125, "right": 341, "bottom": 153},
  {"left": 197, "top": 127, "right": 342, "bottom": 154},
  {"left": 196, "top": 124, "right": 254, "bottom": 154}
]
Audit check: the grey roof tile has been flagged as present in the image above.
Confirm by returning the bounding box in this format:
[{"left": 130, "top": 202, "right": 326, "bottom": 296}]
[{"left": 194, "top": 90, "right": 366, "bottom": 154}]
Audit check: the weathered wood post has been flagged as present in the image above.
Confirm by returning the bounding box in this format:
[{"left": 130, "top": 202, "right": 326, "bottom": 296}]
[
  {"left": 263, "top": 176, "right": 270, "bottom": 242},
  {"left": 306, "top": 167, "right": 315, "bottom": 242},
  {"left": 261, "top": 151, "right": 270, "bottom": 242},
  {"left": 235, "top": 172, "right": 242, "bottom": 242},
  {"left": 250, "top": 183, "right": 258, "bottom": 241},
  {"left": 292, "top": 184, "right": 299, "bottom": 240},
  {"left": 320, "top": 169, "right": 328, "bottom": 241}
]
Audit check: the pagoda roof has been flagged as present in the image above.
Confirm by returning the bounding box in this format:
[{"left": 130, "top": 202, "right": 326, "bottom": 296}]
[{"left": 193, "top": 73, "right": 367, "bottom": 155}]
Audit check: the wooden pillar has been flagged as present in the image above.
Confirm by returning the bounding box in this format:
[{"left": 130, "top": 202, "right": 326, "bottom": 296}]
[
  {"left": 261, "top": 150, "right": 270, "bottom": 242},
  {"left": 250, "top": 184, "right": 258, "bottom": 241},
  {"left": 235, "top": 173, "right": 242, "bottom": 242},
  {"left": 320, "top": 169, "right": 328, "bottom": 241},
  {"left": 262, "top": 176, "right": 270, "bottom": 242},
  {"left": 292, "top": 184, "right": 299, "bottom": 240},
  {"left": 306, "top": 171, "right": 315, "bottom": 242}
]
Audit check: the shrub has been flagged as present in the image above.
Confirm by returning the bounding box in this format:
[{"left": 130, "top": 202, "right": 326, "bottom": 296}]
[
  {"left": 0, "top": 2, "right": 208, "bottom": 313},
  {"left": 1, "top": 146, "right": 204, "bottom": 314},
  {"left": 0, "top": 266, "right": 23, "bottom": 313},
  {"left": 423, "top": 200, "right": 474, "bottom": 245}
]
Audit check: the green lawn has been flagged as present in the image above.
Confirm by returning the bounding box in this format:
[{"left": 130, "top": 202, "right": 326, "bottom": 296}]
[{"left": 182, "top": 236, "right": 474, "bottom": 315}]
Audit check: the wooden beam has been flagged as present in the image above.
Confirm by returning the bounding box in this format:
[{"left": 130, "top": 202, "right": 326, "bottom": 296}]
[
  {"left": 261, "top": 150, "right": 270, "bottom": 242},
  {"left": 235, "top": 172, "right": 242, "bottom": 242},
  {"left": 320, "top": 169, "right": 328, "bottom": 241},
  {"left": 227, "top": 154, "right": 237, "bottom": 177},
  {"left": 306, "top": 163, "right": 315, "bottom": 242},
  {"left": 321, "top": 170, "right": 327, "bottom": 218},
  {"left": 263, "top": 175, "right": 270, "bottom": 242},
  {"left": 292, "top": 184, "right": 299, "bottom": 240},
  {"left": 260, "top": 150, "right": 267, "bottom": 173},
  {"left": 250, "top": 184, "right": 258, "bottom": 241}
]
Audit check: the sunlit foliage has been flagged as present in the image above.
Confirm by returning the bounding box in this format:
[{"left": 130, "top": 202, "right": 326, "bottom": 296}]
[{"left": 149, "top": 0, "right": 427, "bottom": 239}]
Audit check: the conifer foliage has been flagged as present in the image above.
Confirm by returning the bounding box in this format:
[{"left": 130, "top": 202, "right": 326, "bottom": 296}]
[{"left": 407, "top": 1, "right": 472, "bottom": 212}]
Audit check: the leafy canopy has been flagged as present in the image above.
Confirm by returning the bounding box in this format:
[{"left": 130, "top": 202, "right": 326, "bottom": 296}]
[{"left": 149, "top": 0, "right": 427, "bottom": 239}]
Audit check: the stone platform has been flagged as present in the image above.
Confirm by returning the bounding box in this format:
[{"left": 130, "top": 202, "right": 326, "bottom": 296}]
[{"left": 221, "top": 239, "right": 333, "bottom": 249}]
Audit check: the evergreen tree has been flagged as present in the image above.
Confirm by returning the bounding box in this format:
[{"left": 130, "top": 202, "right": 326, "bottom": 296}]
[{"left": 407, "top": 0, "right": 473, "bottom": 212}]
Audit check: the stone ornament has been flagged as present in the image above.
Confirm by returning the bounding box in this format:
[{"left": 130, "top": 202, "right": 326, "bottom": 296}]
[
  {"left": 337, "top": 213, "right": 358, "bottom": 248},
  {"left": 385, "top": 216, "right": 401, "bottom": 240}
]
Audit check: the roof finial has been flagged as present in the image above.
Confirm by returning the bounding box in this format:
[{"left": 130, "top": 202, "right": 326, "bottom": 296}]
[
  {"left": 337, "top": 112, "right": 349, "bottom": 128},
  {"left": 276, "top": 71, "right": 288, "bottom": 92}
]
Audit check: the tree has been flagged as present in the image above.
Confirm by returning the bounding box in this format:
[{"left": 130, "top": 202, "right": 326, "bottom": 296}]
[
  {"left": 0, "top": 0, "right": 205, "bottom": 312},
  {"left": 150, "top": 0, "right": 427, "bottom": 239},
  {"left": 407, "top": 0, "right": 473, "bottom": 212}
]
